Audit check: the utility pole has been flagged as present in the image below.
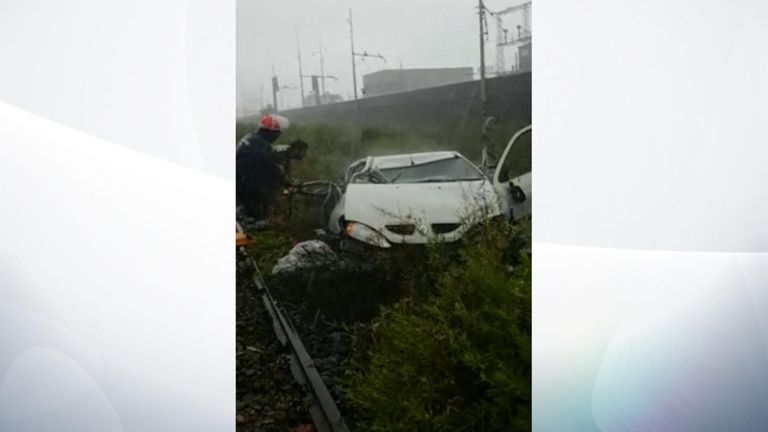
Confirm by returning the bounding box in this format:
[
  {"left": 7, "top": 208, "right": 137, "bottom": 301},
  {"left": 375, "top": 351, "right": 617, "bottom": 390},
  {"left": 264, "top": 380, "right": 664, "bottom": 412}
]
[
  {"left": 478, "top": 0, "right": 488, "bottom": 116},
  {"left": 300, "top": 73, "right": 339, "bottom": 106},
  {"left": 313, "top": 38, "right": 327, "bottom": 95},
  {"left": 312, "top": 75, "right": 321, "bottom": 106},
  {"left": 496, "top": 15, "right": 506, "bottom": 74},
  {"left": 271, "top": 66, "right": 279, "bottom": 112},
  {"left": 478, "top": 0, "right": 492, "bottom": 172},
  {"left": 347, "top": 9, "right": 358, "bottom": 102},
  {"left": 347, "top": 9, "right": 386, "bottom": 103},
  {"left": 297, "top": 40, "right": 305, "bottom": 107}
]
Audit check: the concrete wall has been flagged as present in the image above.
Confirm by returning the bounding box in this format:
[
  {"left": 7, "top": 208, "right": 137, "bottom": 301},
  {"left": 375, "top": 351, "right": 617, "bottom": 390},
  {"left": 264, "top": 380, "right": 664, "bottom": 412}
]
[
  {"left": 362, "top": 67, "right": 474, "bottom": 97},
  {"left": 241, "top": 72, "right": 531, "bottom": 132}
]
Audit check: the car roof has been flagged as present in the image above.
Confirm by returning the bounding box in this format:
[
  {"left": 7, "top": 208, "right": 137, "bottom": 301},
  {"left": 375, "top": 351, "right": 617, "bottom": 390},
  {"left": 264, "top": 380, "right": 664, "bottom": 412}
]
[{"left": 369, "top": 151, "right": 462, "bottom": 170}]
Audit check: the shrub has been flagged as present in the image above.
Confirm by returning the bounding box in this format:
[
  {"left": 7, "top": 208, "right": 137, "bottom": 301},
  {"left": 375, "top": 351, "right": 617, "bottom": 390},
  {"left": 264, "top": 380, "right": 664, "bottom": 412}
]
[{"left": 343, "top": 221, "right": 531, "bottom": 431}]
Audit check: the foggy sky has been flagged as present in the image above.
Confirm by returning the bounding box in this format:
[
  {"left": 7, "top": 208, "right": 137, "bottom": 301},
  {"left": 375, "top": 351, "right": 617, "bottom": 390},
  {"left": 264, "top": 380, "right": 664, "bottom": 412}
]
[{"left": 237, "top": 0, "right": 528, "bottom": 115}]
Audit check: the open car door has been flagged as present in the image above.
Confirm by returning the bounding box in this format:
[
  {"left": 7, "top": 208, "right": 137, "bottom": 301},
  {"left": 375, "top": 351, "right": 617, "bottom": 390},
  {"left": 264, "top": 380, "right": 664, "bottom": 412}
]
[{"left": 493, "top": 125, "right": 532, "bottom": 221}]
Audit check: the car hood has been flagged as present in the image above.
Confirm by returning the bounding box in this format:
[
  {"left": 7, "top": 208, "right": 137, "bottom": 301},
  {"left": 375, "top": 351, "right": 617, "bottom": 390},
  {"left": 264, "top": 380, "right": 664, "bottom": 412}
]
[{"left": 342, "top": 180, "right": 501, "bottom": 243}]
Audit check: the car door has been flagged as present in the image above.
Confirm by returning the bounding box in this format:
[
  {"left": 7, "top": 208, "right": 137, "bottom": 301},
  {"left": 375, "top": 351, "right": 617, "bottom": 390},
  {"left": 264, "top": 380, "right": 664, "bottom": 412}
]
[{"left": 493, "top": 125, "right": 532, "bottom": 221}]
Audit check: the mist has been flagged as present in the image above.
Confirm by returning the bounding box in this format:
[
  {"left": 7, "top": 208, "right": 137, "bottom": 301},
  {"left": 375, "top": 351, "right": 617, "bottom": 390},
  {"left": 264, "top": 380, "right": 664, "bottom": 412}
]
[{"left": 236, "top": 0, "right": 527, "bottom": 115}]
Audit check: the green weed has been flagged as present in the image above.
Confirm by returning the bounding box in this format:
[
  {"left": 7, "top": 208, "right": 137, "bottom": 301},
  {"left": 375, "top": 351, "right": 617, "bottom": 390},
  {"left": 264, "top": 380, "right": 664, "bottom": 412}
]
[{"left": 342, "top": 220, "right": 531, "bottom": 432}]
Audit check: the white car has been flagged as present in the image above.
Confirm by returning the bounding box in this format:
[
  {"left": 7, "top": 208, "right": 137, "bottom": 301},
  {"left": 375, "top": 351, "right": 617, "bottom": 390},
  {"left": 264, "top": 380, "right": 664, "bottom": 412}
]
[{"left": 327, "top": 126, "right": 532, "bottom": 248}]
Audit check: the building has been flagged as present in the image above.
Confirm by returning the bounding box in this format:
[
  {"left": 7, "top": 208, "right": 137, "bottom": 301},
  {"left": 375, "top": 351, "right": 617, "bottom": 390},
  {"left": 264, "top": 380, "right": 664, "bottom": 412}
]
[
  {"left": 362, "top": 67, "right": 474, "bottom": 97},
  {"left": 518, "top": 42, "right": 531, "bottom": 72}
]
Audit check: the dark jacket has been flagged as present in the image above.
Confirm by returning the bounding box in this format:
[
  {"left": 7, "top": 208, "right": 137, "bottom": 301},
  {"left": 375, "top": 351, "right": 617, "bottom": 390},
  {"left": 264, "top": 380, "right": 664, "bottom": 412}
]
[
  {"left": 236, "top": 131, "right": 284, "bottom": 218},
  {"left": 238, "top": 132, "right": 287, "bottom": 180}
]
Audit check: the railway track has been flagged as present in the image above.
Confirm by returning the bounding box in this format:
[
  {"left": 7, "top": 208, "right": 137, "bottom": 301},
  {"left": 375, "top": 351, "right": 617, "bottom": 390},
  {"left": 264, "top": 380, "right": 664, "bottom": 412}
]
[{"left": 240, "top": 247, "right": 350, "bottom": 432}]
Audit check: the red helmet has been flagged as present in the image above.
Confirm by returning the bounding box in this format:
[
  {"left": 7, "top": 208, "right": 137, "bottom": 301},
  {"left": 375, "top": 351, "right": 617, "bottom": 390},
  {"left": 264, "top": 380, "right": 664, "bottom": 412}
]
[{"left": 258, "top": 114, "right": 284, "bottom": 132}]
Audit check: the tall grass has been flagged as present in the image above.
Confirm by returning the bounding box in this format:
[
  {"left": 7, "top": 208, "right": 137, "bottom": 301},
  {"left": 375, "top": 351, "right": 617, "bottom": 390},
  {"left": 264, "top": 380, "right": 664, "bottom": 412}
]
[{"left": 235, "top": 120, "right": 530, "bottom": 184}]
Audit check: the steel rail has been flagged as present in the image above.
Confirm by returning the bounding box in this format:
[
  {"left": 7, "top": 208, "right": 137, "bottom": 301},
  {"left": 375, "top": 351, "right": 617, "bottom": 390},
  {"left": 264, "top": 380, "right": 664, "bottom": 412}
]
[{"left": 241, "top": 249, "right": 350, "bottom": 432}]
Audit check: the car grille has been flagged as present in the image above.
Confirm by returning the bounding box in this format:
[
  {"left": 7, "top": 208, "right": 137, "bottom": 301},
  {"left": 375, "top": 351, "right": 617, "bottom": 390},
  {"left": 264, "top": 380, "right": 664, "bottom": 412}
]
[
  {"left": 385, "top": 224, "right": 416, "bottom": 235},
  {"left": 431, "top": 223, "right": 461, "bottom": 234}
]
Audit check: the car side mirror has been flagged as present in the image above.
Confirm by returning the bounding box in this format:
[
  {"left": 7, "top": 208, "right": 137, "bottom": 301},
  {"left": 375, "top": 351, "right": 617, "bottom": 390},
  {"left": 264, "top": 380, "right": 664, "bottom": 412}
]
[{"left": 510, "top": 184, "right": 526, "bottom": 203}]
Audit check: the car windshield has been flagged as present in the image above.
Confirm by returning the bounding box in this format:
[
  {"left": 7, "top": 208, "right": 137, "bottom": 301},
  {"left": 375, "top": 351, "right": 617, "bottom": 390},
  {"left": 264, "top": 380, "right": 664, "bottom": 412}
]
[{"left": 377, "top": 156, "right": 484, "bottom": 184}]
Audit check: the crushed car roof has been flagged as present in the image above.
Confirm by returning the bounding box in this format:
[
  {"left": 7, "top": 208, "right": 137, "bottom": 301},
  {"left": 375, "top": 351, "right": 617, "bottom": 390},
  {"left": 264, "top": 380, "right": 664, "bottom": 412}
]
[{"left": 369, "top": 151, "right": 460, "bottom": 170}]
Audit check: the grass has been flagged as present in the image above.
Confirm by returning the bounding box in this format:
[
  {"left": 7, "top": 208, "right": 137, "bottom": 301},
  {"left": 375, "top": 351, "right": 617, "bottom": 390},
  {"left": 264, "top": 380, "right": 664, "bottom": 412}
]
[{"left": 236, "top": 120, "right": 530, "bottom": 185}]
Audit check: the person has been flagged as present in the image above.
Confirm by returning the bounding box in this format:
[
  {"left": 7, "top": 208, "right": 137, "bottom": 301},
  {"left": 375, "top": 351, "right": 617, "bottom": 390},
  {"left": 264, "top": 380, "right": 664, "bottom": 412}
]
[
  {"left": 236, "top": 114, "right": 308, "bottom": 220},
  {"left": 274, "top": 139, "right": 309, "bottom": 182},
  {"left": 236, "top": 114, "right": 284, "bottom": 220}
]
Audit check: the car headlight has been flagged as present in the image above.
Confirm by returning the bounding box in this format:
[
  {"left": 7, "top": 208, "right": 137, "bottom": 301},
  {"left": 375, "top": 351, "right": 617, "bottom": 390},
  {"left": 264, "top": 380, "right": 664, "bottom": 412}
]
[{"left": 345, "top": 221, "right": 391, "bottom": 248}]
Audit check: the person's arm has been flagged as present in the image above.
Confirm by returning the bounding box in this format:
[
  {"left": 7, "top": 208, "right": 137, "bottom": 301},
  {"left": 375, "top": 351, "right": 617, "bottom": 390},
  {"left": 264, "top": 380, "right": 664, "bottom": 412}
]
[
  {"left": 282, "top": 139, "right": 308, "bottom": 187},
  {"left": 275, "top": 158, "right": 292, "bottom": 188}
]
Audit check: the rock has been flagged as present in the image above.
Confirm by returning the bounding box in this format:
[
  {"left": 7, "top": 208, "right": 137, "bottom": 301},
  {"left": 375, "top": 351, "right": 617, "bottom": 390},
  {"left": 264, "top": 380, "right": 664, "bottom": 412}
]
[
  {"left": 270, "top": 410, "right": 287, "bottom": 421},
  {"left": 272, "top": 240, "right": 338, "bottom": 274},
  {"left": 236, "top": 414, "right": 246, "bottom": 424}
]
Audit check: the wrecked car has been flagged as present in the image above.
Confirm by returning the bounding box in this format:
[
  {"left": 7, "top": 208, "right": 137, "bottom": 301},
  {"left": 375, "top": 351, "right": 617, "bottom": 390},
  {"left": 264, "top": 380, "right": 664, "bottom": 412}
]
[{"left": 328, "top": 125, "right": 532, "bottom": 248}]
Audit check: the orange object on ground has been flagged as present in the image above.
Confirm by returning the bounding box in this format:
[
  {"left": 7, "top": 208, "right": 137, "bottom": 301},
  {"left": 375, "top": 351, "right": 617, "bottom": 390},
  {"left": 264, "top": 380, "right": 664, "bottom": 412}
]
[{"left": 236, "top": 223, "right": 249, "bottom": 247}]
